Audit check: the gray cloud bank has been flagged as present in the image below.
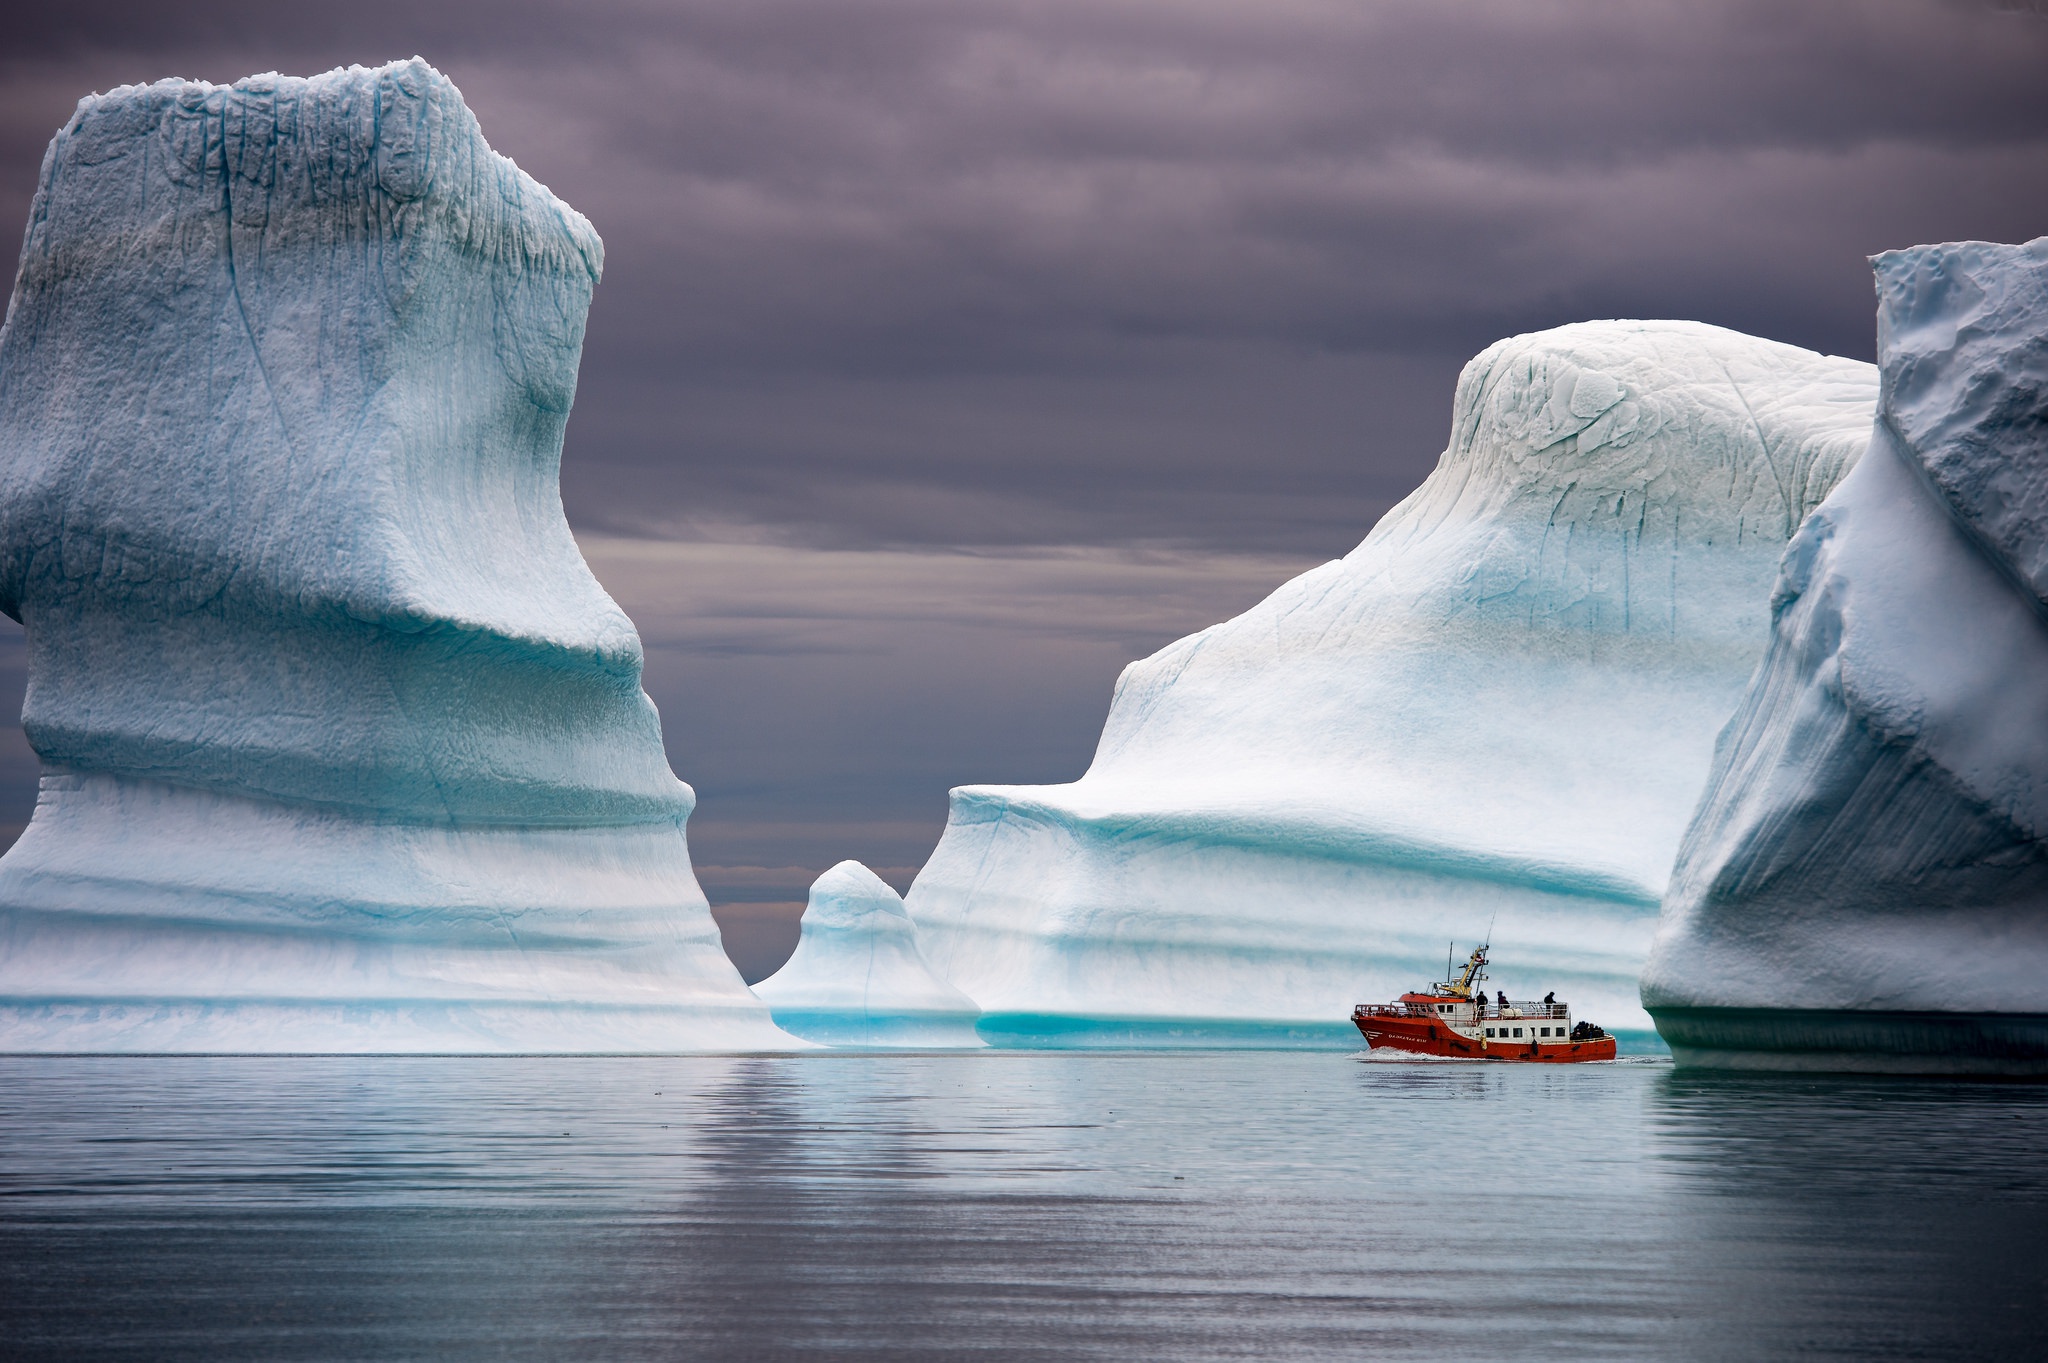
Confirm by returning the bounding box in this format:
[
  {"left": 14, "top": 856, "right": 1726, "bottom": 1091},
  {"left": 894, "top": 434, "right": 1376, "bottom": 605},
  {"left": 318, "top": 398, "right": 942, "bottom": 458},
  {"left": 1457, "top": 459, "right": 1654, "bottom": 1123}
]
[
  {"left": 2, "top": 1, "right": 2044, "bottom": 974},
  {"left": 579, "top": 535, "right": 1316, "bottom": 976},
  {"left": 8, "top": 1, "right": 2046, "bottom": 551}
]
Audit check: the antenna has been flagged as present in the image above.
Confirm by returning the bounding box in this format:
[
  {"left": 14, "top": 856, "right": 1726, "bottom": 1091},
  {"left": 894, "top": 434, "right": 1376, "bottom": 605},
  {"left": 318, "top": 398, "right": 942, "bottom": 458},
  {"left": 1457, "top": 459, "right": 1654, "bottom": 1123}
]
[{"left": 1446, "top": 941, "right": 1453, "bottom": 984}]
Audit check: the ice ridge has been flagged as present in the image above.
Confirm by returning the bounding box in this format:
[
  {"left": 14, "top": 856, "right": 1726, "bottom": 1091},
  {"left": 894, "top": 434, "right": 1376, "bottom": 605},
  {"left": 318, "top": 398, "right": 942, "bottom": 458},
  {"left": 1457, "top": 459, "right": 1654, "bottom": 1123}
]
[
  {"left": 906, "top": 321, "right": 1878, "bottom": 1044},
  {"left": 0, "top": 60, "right": 789, "bottom": 1052},
  {"left": 1642, "top": 238, "right": 2048, "bottom": 1074}
]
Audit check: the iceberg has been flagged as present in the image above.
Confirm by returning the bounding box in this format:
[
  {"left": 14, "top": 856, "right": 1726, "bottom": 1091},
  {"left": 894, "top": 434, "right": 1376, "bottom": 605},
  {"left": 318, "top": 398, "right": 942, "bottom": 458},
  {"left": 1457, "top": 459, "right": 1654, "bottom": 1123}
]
[
  {"left": 754, "top": 862, "right": 983, "bottom": 1047},
  {"left": 0, "top": 61, "right": 788, "bottom": 1052},
  {"left": 1643, "top": 238, "right": 2048, "bottom": 1074},
  {"left": 907, "top": 321, "right": 1878, "bottom": 1045}
]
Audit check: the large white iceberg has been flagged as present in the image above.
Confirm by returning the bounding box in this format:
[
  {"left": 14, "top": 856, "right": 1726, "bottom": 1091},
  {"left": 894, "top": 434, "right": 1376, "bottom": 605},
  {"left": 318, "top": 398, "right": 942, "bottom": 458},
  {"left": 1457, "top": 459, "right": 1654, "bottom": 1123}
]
[
  {"left": 753, "top": 861, "right": 983, "bottom": 1047},
  {"left": 1643, "top": 238, "right": 2048, "bottom": 1074},
  {"left": 0, "top": 61, "right": 788, "bottom": 1052},
  {"left": 907, "top": 321, "right": 1877, "bottom": 1044}
]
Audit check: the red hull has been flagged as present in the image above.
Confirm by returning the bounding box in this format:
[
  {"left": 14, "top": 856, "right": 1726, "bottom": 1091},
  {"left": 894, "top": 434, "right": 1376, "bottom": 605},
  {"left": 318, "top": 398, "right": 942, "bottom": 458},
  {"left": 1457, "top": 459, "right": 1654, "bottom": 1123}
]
[{"left": 1352, "top": 1009, "right": 1617, "bottom": 1062}]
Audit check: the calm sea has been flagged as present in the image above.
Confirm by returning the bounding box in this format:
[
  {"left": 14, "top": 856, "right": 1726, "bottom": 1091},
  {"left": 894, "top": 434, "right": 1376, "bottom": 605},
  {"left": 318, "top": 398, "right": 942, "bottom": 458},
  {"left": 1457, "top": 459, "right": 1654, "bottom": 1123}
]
[{"left": 1, "top": 1052, "right": 2041, "bottom": 1361}]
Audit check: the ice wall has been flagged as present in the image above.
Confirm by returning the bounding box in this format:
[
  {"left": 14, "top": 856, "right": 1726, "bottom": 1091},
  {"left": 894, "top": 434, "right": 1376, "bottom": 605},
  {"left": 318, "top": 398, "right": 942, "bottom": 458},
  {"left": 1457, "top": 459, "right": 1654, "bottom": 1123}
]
[
  {"left": 908, "top": 321, "right": 1877, "bottom": 1045},
  {"left": 753, "top": 862, "right": 982, "bottom": 1047},
  {"left": 0, "top": 61, "right": 788, "bottom": 1051},
  {"left": 1643, "top": 239, "right": 2048, "bottom": 1074}
]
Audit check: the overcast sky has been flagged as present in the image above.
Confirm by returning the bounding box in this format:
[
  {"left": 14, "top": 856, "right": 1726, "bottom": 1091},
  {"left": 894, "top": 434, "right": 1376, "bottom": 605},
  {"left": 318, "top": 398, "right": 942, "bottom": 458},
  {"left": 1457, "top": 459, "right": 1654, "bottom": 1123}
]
[{"left": 3, "top": 1, "right": 2046, "bottom": 976}]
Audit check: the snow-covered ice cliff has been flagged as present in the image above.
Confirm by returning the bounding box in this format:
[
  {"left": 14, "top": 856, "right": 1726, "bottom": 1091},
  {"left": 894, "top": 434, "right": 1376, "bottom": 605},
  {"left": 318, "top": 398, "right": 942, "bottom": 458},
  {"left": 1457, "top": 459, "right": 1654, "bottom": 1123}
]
[
  {"left": 1643, "top": 239, "right": 2048, "bottom": 1074},
  {"left": 754, "top": 862, "right": 982, "bottom": 1047},
  {"left": 0, "top": 61, "right": 787, "bottom": 1051},
  {"left": 907, "top": 321, "right": 1878, "bottom": 1044}
]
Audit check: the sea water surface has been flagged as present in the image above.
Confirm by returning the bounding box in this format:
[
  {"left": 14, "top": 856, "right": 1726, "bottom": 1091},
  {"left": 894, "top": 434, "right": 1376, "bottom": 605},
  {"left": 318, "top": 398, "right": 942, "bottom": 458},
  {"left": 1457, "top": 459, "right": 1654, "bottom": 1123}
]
[{"left": 0, "top": 1052, "right": 2041, "bottom": 1361}]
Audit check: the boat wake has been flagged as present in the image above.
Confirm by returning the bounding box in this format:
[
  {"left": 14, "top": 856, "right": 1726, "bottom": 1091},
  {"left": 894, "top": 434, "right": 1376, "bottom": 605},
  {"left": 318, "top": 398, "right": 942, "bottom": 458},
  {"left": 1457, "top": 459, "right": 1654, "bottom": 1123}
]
[{"left": 1354, "top": 1048, "right": 1476, "bottom": 1064}]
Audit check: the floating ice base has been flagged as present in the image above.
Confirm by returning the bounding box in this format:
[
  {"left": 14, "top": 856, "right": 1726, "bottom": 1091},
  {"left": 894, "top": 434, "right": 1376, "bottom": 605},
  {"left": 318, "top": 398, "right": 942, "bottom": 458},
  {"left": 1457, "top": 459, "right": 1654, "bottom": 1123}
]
[
  {"left": 1650, "top": 1010, "right": 2048, "bottom": 1075},
  {"left": 0, "top": 774, "right": 788, "bottom": 1053}
]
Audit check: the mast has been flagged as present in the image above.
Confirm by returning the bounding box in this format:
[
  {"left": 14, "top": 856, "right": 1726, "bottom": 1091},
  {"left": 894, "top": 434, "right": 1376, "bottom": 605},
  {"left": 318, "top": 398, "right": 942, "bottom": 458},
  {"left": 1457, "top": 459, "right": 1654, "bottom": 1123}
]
[{"left": 1449, "top": 942, "right": 1489, "bottom": 997}]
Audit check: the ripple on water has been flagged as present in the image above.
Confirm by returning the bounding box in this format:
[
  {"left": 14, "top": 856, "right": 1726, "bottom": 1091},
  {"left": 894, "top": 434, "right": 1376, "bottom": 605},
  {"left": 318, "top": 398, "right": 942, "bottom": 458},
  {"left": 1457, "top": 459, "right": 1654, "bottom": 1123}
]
[{"left": 0, "top": 1052, "right": 2041, "bottom": 1361}]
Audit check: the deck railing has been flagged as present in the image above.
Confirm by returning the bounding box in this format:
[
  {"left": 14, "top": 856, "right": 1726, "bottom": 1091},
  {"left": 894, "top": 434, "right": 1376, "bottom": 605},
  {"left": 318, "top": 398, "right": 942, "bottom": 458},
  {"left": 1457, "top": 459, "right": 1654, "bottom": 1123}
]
[{"left": 1352, "top": 1001, "right": 1570, "bottom": 1021}]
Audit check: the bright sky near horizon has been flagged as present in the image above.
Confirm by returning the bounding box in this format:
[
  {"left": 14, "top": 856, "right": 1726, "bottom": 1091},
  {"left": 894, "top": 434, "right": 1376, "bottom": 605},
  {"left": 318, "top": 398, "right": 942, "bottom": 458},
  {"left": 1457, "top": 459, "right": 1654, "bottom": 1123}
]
[{"left": 2, "top": 0, "right": 2046, "bottom": 976}]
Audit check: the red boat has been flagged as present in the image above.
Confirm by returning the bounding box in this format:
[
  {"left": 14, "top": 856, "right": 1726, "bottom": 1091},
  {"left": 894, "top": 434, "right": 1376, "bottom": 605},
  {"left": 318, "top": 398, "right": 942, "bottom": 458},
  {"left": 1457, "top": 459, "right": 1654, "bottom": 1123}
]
[{"left": 1352, "top": 942, "right": 1616, "bottom": 1062}]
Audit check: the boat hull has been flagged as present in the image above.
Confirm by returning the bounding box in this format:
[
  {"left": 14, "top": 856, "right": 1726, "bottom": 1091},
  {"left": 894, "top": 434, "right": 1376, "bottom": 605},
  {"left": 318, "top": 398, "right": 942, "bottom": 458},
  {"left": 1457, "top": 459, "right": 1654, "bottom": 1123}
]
[{"left": 1352, "top": 1010, "right": 1617, "bottom": 1062}]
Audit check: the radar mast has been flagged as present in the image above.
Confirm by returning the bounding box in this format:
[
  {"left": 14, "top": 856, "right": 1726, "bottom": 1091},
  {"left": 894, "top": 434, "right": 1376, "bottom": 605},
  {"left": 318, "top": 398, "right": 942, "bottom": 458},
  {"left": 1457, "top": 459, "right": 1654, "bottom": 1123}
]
[{"left": 1436, "top": 942, "right": 1489, "bottom": 998}]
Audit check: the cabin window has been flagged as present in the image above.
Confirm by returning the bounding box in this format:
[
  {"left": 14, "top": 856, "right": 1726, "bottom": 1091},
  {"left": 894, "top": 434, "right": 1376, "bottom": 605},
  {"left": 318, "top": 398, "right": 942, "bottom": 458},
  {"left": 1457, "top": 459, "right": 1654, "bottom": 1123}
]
[
  {"left": 1485, "top": 1028, "right": 1495, "bottom": 1037},
  {"left": 1512, "top": 1028, "right": 1523, "bottom": 1037},
  {"left": 1539, "top": 1027, "right": 1550, "bottom": 1037}
]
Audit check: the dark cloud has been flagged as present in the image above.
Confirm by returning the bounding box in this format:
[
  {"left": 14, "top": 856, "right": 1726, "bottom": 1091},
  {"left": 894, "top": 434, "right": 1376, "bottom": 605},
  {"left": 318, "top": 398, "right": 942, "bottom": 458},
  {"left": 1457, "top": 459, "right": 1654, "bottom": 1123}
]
[
  {"left": 6, "top": 1, "right": 2047, "bottom": 549},
  {"left": 2, "top": 1, "right": 2044, "bottom": 972}
]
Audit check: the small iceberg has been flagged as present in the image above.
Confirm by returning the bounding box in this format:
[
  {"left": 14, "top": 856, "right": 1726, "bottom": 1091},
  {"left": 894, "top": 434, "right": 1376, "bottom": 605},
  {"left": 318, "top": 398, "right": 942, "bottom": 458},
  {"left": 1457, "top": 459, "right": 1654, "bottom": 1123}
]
[{"left": 754, "top": 862, "right": 984, "bottom": 1047}]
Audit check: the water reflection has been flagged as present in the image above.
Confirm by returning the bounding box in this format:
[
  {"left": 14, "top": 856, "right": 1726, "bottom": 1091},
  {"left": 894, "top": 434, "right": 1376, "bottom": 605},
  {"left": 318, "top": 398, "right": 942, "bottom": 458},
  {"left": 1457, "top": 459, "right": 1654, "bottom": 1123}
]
[
  {"left": 0, "top": 1055, "right": 2040, "bottom": 1360},
  {"left": 1646, "top": 1071, "right": 2048, "bottom": 1361}
]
